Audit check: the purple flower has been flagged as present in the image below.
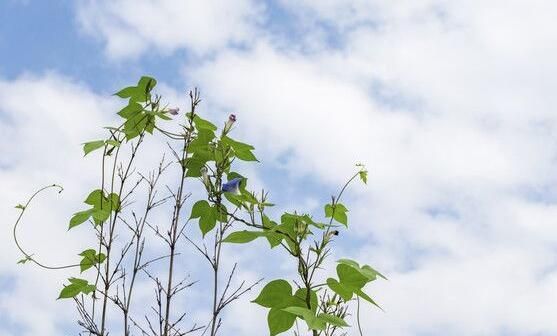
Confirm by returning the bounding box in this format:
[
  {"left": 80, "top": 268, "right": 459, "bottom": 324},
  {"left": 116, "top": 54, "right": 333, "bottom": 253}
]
[
  {"left": 224, "top": 114, "right": 236, "bottom": 132},
  {"left": 222, "top": 177, "right": 242, "bottom": 194},
  {"left": 168, "top": 107, "right": 180, "bottom": 115}
]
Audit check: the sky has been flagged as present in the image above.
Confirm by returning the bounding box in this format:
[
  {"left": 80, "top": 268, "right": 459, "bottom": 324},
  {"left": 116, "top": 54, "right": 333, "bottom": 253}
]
[{"left": 1, "top": 0, "right": 557, "bottom": 335}]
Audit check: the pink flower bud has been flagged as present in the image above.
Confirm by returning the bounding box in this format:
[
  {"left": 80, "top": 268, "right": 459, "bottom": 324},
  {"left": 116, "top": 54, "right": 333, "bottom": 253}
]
[{"left": 224, "top": 114, "right": 236, "bottom": 132}]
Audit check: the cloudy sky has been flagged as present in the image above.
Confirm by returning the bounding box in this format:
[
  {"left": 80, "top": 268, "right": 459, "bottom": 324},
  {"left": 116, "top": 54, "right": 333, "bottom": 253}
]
[{"left": 2, "top": 0, "right": 557, "bottom": 335}]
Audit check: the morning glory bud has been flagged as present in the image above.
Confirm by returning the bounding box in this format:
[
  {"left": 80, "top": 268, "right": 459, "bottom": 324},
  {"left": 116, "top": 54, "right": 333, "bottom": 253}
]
[
  {"left": 224, "top": 114, "right": 236, "bottom": 132},
  {"left": 222, "top": 177, "right": 242, "bottom": 194},
  {"left": 168, "top": 107, "right": 180, "bottom": 115},
  {"left": 325, "top": 230, "right": 340, "bottom": 243},
  {"left": 200, "top": 166, "right": 210, "bottom": 186}
]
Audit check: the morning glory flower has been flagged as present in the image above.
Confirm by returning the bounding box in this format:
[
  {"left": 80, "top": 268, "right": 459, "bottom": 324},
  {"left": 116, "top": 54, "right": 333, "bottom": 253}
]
[
  {"left": 222, "top": 177, "right": 242, "bottom": 194},
  {"left": 224, "top": 114, "right": 236, "bottom": 132}
]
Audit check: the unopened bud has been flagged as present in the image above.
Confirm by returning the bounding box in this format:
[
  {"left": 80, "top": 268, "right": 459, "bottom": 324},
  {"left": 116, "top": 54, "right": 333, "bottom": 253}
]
[
  {"left": 296, "top": 222, "right": 307, "bottom": 235},
  {"left": 200, "top": 166, "right": 210, "bottom": 186},
  {"left": 224, "top": 114, "right": 236, "bottom": 132},
  {"left": 325, "top": 230, "right": 340, "bottom": 242}
]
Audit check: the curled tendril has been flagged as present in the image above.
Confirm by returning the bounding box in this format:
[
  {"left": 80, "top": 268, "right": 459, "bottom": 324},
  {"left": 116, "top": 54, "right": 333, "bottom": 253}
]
[{"left": 13, "top": 184, "right": 79, "bottom": 270}]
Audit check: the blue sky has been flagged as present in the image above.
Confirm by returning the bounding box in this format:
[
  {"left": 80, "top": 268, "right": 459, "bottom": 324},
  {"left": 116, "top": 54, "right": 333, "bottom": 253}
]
[{"left": 2, "top": 1, "right": 557, "bottom": 335}]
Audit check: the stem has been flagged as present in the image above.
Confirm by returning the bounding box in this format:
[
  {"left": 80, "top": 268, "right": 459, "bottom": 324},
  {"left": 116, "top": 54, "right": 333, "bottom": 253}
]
[
  {"left": 357, "top": 297, "right": 363, "bottom": 336},
  {"left": 162, "top": 91, "right": 198, "bottom": 336},
  {"left": 100, "top": 133, "right": 144, "bottom": 335},
  {"left": 12, "top": 184, "right": 77, "bottom": 270},
  {"left": 162, "top": 155, "right": 187, "bottom": 336}
]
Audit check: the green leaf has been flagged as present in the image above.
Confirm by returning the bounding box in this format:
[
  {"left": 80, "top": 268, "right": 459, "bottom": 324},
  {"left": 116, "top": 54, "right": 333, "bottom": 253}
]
[
  {"left": 353, "top": 288, "right": 382, "bottom": 310},
  {"left": 268, "top": 308, "right": 296, "bottom": 336},
  {"left": 191, "top": 201, "right": 220, "bottom": 235},
  {"left": 224, "top": 192, "right": 244, "bottom": 208},
  {"left": 324, "top": 203, "right": 348, "bottom": 226},
  {"left": 81, "top": 284, "right": 97, "bottom": 295},
  {"left": 336, "top": 258, "right": 360, "bottom": 269},
  {"left": 199, "top": 206, "right": 217, "bottom": 237},
  {"left": 318, "top": 313, "right": 349, "bottom": 327},
  {"left": 221, "top": 136, "right": 255, "bottom": 150},
  {"left": 234, "top": 148, "right": 258, "bottom": 161},
  {"left": 69, "top": 209, "right": 93, "bottom": 229},
  {"left": 17, "top": 256, "right": 32, "bottom": 264},
  {"left": 282, "top": 307, "right": 325, "bottom": 331},
  {"left": 123, "top": 112, "right": 149, "bottom": 140},
  {"left": 337, "top": 258, "right": 387, "bottom": 281},
  {"left": 189, "top": 129, "right": 215, "bottom": 151},
  {"left": 222, "top": 230, "right": 264, "bottom": 244},
  {"left": 84, "top": 189, "right": 105, "bottom": 208},
  {"left": 362, "top": 264, "right": 388, "bottom": 280},
  {"left": 193, "top": 115, "right": 217, "bottom": 131},
  {"left": 262, "top": 216, "right": 283, "bottom": 248},
  {"left": 108, "top": 193, "right": 120, "bottom": 211},
  {"left": 117, "top": 102, "right": 143, "bottom": 119},
  {"left": 337, "top": 264, "right": 367, "bottom": 289},
  {"left": 214, "top": 203, "right": 228, "bottom": 222},
  {"left": 190, "top": 200, "right": 219, "bottom": 236},
  {"left": 338, "top": 259, "right": 375, "bottom": 281},
  {"left": 253, "top": 279, "right": 292, "bottom": 308},
  {"left": 105, "top": 139, "right": 121, "bottom": 147},
  {"left": 359, "top": 170, "right": 368, "bottom": 184},
  {"left": 190, "top": 200, "right": 210, "bottom": 219},
  {"left": 83, "top": 140, "right": 105, "bottom": 156},
  {"left": 326, "top": 278, "right": 353, "bottom": 301},
  {"left": 282, "top": 306, "right": 310, "bottom": 316},
  {"left": 265, "top": 231, "right": 283, "bottom": 248},
  {"left": 144, "top": 114, "right": 156, "bottom": 134},
  {"left": 184, "top": 156, "right": 209, "bottom": 178},
  {"left": 137, "top": 76, "right": 157, "bottom": 94},
  {"left": 69, "top": 278, "right": 88, "bottom": 286},
  {"left": 92, "top": 208, "right": 111, "bottom": 223},
  {"left": 155, "top": 111, "right": 172, "bottom": 120},
  {"left": 221, "top": 136, "right": 257, "bottom": 162},
  {"left": 114, "top": 86, "right": 137, "bottom": 98},
  {"left": 79, "top": 249, "right": 107, "bottom": 273},
  {"left": 293, "top": 288, "right": 318, "bottom": 313},
  {"left": 58, "top": 284, "right": 83, "bottom": 299},
  {"left": 57, "top": 278, "right": 96, "bottom": 299},
  {"left": 15, "top": 204, "right": 25, "bottom": 210}
]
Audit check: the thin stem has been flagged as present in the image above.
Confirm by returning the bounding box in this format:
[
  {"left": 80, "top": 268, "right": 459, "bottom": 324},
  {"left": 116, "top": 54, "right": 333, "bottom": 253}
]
[
  {"left": 357, "top": 297, "right": 363, "bottom": 336},
  {"left": 12, "top": 184, "right": 79, "bottom": 270}
]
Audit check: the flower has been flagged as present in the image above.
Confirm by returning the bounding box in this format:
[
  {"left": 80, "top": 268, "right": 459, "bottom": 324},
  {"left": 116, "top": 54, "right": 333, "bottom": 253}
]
[
  {"left": 168, "top": 107, "right": 180, "bottom": 115},
  {"left": 222, "top": 177, "right": 242, "bottom": 194},
  {"left": 224, "top": 114, "right": 236, "bottom": 132}
]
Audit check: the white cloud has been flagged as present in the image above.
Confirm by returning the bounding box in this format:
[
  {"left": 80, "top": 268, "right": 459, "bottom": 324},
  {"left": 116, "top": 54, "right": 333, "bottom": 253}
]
[
  {"left": 4, "top": 0, "right": 557, "bottom": 335},
  {"left": 76, "top": 0, "right": 264, "bottom": 59},
  {"left": 0, "top": 73, "right": 279, "bottom": 336},
  {"left": 182, "top": 1, "right": 557, "bottom": 334},
  {"left": 0, "top": 73, "right": 115, "bottom": 336}
]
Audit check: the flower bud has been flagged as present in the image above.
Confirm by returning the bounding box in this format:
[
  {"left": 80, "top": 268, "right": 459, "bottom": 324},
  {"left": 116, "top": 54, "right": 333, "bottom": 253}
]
[
  {"left": 224, "top": 114, "right": 236, "bottom": 132},
  {"left": 325, "top": 230, "right": 340, "bottom": 242},
  {"left": 200, "top": 166, "right": 210, "bottom": 186}
]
